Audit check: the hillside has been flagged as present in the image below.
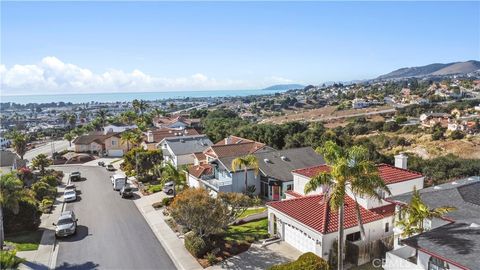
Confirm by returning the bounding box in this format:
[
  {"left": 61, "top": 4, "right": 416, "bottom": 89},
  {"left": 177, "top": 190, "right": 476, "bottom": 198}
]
[
  {"left": 377, "top": 60, "right": 480, "bottom": 80},
  {"left": 263, "top": 84, "right": 304, "bottom": 90}
]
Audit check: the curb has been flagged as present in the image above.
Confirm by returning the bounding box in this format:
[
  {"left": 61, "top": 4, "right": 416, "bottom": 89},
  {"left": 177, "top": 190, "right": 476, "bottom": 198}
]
[{"left": 49, "top": 174, "right": 69, "bottom": 269}]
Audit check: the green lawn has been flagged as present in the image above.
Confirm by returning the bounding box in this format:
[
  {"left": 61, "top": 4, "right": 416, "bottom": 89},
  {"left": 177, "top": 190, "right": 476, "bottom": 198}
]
[
  {"left": 238, "top": 207, "right": 267, "bottom": 219},
  {"left": 5, "top": 230, "right": 44, "bottom": 251},
  {"left": 224, "top": 218, "right": 269, "bottom": 243}
]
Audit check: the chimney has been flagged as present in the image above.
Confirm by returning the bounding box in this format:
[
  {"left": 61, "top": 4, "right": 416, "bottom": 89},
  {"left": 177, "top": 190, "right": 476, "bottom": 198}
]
[
  {"left": 225, "top": 136, "right": 231, "bottom": 145},
  {"left": 394, "top": 153, "right": 408, "bottom": 169},
  {"left": 147, "top": 131, "right": 154, "bottom": 143}
]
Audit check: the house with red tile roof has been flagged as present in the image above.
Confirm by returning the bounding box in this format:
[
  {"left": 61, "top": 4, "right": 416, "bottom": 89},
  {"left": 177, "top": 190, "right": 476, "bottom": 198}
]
[
  {"left": 140, "top": 128, "right": 200, "bottom": 150},
  {"left": 153, "top": 115, "right": 201, "bottom": 129},
  {"left": 266, "top": 153, "right": 425, "bottom": 265}
]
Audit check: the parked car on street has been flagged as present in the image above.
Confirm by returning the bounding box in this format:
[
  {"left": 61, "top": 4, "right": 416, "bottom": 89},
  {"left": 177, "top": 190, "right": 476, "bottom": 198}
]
[
  {"left": 65, "top": 184, "right": 76, "bottom": 192},
  {"left": 64, "top": 190, "right": 77, "bottom": 202},
  {"left": 106, "top": 164, "right": 115, "bottom": 171},
  {"left": 120, "top": 185, "right": 134, "bottom": 198},
  {"left": 163, "top": 181, "right": 175, "bottom": 195},
  {"left": 53, "top": 210, "right": 78, "bottom": 237},
  {"left": 69, "top": 171, "right": 81, "bottom": 182},
  {"left": 111, "top": 174, "right": 127, "bottom": 191},
  {"left": 98, "top": 161, "right": 105, "bottom": 167}
]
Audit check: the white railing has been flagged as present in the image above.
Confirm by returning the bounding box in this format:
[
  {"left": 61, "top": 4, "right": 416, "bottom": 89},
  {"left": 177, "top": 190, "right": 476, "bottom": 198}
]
[
  {"left": 384, "top": 246, "right": 422, "bottom": 270},
  {"left": 201, "top": 178, "right": 232, "bottom": 190}
]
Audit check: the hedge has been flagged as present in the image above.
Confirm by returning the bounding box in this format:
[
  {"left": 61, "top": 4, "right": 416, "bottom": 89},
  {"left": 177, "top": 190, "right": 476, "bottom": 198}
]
[
  {"left": 268, "top": 252, "right": 330, "bottom": 270},
  {"left": 184, "top": 232, "right": 209, "bottom": 258},
  {"left": 3, "top": 199, "right": 41, "bottom": 233}
]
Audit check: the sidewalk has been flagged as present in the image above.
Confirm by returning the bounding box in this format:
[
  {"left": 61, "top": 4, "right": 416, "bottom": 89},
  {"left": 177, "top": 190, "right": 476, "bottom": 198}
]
[
  {"left": 17, "top": 174, "right": 68, "bottom": 270},
  {"left": 133, "top": 192, "right": 202, "bottom": 270}
]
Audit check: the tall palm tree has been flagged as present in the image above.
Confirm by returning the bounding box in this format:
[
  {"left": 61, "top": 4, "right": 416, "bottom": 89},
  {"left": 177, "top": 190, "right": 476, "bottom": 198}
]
[
  {"left": 31, "top": 154, "right": 52, "bottom": 175},
  {"left": 0, "top": 172, "right": 25, "bottom": 249},
  {"left": 120, "top": 130, "right": 141, "bottom": 151},
  {"left": 304, "top": 141, "right": 390, "bottom": 270},
  {"left": 231, "top": 154, "right": 259, "bottom": 194},
  {"left": 60, "top": 112, "right": 69, "bottom": 127},
  {"left": 396, "top": 188, "right": 456, "bottom": 238},
  {"left": 64, "top": 132, "right": 74, "bottom": 147},
  {"left": 162, "top": 163, "right": 187, "bottom": 196},
  {"left": 10, "top": 131, "right": 28, "bottom": 160},
  {"left": 96, "top": 109, "right": 110, "bottom": 128},
  {"left": 132, "top": 100, "right": 149, "bottom": 116},
  {"left": 68, "top": 114, "right": 77, "bottom": 129}
]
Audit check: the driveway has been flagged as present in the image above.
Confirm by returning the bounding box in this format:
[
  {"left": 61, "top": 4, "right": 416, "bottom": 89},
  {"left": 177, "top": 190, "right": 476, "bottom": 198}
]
[
  {"left": 208, "top": 242, "right": 301, "bottom": 270},
  {"left": 53, "top": 165, "right": 176, "bottom": 270}
]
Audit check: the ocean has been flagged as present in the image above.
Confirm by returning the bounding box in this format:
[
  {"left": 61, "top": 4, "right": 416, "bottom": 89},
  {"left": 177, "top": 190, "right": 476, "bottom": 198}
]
[{"left": 0, "top": 89, "right": 287, "bottom": 104}]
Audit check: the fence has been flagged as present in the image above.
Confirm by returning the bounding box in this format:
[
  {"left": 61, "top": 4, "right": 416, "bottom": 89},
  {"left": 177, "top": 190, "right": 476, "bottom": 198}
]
[{"left": 346, "top": 235, "right": 394, "bottom": 265}]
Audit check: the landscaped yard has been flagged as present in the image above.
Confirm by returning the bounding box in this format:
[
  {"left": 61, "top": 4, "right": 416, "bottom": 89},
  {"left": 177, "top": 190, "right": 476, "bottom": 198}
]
[
  {"left": 5, "top": 230, "right": 44, "bottom": 251},
  {"left": 238, "top": 207, "right": 267, "bottom": 219},
  {"left": 224, "top": 218, "right": 269, "bottom": 243}
]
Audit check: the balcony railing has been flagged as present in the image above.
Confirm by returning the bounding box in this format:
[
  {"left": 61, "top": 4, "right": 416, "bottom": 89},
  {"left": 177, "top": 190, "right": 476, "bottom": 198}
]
[
  {"left": 200, "top": 177, "right": 232, "bottom": 190},
  {"left": 384, "top": 246, "right": 421, "bottom": 270}
]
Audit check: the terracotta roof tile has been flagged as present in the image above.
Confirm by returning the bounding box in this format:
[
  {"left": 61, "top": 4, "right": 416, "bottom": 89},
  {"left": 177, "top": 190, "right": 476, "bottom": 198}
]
[
  {"left": 284, "top": 190, "right": 303, "bottom": 198},
  {"left": 267, "top": 195, "right": 388, "bottom": 234},
  {"left": 292, "top": 164, "right": 423, "bottom": 185},
  {"left": 187, "top": 164, "right": 213, "bottom": 179},
  {"left": 205, "top": 141, "right": 266, "bottom": 158}
]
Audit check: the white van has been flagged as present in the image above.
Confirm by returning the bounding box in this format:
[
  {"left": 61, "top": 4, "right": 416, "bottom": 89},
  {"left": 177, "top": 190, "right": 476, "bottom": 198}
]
[{"left": 111, "top": 174, "right": 126, "bottom": 191}]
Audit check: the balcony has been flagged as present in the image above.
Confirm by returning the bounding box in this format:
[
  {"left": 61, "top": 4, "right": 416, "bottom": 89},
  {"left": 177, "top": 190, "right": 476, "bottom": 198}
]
[
  {"left": 200, "top": 177, "right": 232, "bottom": 191},
  {"left": 384, "top": 246, "right": 422, "bottom": 270}
]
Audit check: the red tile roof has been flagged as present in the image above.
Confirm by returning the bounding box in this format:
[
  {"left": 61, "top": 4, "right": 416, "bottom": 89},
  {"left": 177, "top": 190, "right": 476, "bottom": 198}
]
[
  {"left": 285, "top": 190, "right": 303, "bottom": 198},
  {"left": 192, "top": 152, "right": 206, "bottom": 163},
  {"left": 144, "top": 128, "right": 199, "bottom": 143},
  {"left": 214, "top": 135, "right": 256, "bottom": 145},
  {"left": 267, "top": 195, "right": 390, "bottom": 234},
  {"left": 205, "top": 141, "right": 266, "bottom": 158},
  {"left": 292, "top": 164, "right": 422, "bottom": 185},
  {"left": 187, "top": 164, "right": 213, "bottom": 179}
]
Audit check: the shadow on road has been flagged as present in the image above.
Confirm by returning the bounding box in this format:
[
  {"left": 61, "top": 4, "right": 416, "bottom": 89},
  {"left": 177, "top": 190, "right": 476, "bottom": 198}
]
[
  {"left": 21, "top": 261, "right": 49, "bottom": 270},
  {"left": 56, "top": 261, "right": 99, "bottom": 270},
  {"left": 57, "top": 225, "right": 90, "bottom": 242},
  {"left": 124, "top": 193, "right": 141, "bottom": 200}
]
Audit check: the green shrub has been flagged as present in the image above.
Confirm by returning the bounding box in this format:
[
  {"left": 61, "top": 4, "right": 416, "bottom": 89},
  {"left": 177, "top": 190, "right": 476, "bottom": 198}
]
[
  {"left": 268, "top": 252, "right": 330, "bottom": 270},
  {"left": 205, "top": 252, "right": 217, "bottom": 265},
  {"left": 184, "top": 232, "right": 208, "bottom": 258},
  {"left": 31, "top": 181, "right": 56, "bottom": 201},
  {"left": 152, "top": 202, "right": 163, "bottom": 209},
  {"left": 3, "top": 199, "right": 41, "bottom": 234},
  {"left": 162, "top": 197, "right": 172, "bottom": 207},
  {"left": 41, "top": 175, "right": 58, "bottom": 187},
  {"left": 244, "top": 235, "right": 255, "bottom": 243},
  {"left": 450, "top": 130, "right": 465, "bottom": 140},
  {"left": 147, "top": 184, "right": 163, "bottom": 193},
  {"left": 40, "top": 198, "right": 54, "bottom": 213},
  {"left": 0, "top": 250, "right": 25, "bottom": 270}
]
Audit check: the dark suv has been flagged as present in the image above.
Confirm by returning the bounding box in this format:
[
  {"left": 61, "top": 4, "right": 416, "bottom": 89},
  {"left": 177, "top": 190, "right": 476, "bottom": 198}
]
[
  {"left": 69, "top": 171, "right": 81, "bottom": 182},
  {"left": 120, "top": 185, "right": 134, "bottom": 198}
]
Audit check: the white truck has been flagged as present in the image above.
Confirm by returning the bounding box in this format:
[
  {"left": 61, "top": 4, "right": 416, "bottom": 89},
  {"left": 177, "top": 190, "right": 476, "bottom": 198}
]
[{"left": 111, "top": 174, "right": 127, "bottom": 191}]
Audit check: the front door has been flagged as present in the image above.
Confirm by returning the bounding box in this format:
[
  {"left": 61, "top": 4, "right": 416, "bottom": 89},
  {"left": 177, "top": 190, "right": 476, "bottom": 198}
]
[{"left": 272, "top": 185, "right": 280, "bottom": 200}]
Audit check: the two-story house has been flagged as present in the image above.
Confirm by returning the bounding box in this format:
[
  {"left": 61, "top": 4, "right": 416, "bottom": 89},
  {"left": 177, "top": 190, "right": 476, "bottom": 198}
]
[
  {"left": 141, "top": 128, "right": 199, "bottom": 150},
  {"left": 384, "top": 176, "right": 480, "bottom": 270},
  {"left": 266, "top": 154, "right": 425, "bottom": 266},
  {"left": 158, "top": 135, "right": 213, "bottom": 168}
]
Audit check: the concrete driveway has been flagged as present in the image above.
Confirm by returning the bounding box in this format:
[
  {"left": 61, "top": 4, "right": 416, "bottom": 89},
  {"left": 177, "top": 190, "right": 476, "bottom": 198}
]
[{"left": 208, "top": 242, "right": 301, "bottom": 270}]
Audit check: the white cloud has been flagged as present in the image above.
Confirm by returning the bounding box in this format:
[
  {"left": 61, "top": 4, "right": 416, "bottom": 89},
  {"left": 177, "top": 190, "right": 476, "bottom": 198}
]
[{"left": 0, "top": 57, "right": 296, "bottom": 95}]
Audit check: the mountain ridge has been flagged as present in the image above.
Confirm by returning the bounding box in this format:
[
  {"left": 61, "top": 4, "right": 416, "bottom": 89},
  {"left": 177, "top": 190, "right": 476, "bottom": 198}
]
[{"left": 377, "top": 60, "right": 480, "bottom": 80}]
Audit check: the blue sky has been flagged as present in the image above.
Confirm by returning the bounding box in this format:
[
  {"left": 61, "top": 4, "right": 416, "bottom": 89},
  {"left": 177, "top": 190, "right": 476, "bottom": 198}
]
[{"left": 1, "top": 1, "right": 479, "bottom": 95}]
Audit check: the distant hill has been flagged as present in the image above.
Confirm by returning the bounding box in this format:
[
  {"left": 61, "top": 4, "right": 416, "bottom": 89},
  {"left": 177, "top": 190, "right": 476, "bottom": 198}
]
[
  {"left": 377, "top": 60, "right": 480, "bottom": 80},
  {"left": 263, "top": 84, "right": 304, "bottom": 91}
]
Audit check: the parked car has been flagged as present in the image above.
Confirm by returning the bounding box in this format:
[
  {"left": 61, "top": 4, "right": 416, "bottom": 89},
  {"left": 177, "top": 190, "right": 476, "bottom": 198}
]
[
  {"left": 65, "top": 184, "right": 76, "bottom": 192},
  {"left": 111, "top": 174, "right": 127, "bottom": 191},
  {"left": 53, "top": 210, "right": 78, "bottom": 237},
  {"left": 106, "top": 164, "right": 115, "bottom": 171},
  {"left": 98, "top": 161, "right": 105, "bottom": 167},
  {"left": 163, "top": 181, "right": 175, "bottom": 195},
  {"left": 64, "top": 190, "right": 77, "bottom": 202},
  {"left": 120, "top": 185, "right": 134, "bottom": 198},
  {"left": 69, "top": 171, "right": 81, "bottom": 182}
]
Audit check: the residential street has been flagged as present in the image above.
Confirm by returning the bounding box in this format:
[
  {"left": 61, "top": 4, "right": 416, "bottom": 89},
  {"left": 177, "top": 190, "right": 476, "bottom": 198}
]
[
  {"left": 24, "top": 140, "right": 70, "bottom": 162},
  {"left": 54, "top": 165, "right": 176, "bottom": 270}
]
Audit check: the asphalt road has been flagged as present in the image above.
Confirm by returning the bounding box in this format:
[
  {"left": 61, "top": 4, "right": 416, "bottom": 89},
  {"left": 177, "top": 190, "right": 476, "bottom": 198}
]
[
  {"left": 24, "top": 140, "right": 70, "bottom": 162},
  {"left": 54, "top": 165, "right": 176, "bottom": 270}
]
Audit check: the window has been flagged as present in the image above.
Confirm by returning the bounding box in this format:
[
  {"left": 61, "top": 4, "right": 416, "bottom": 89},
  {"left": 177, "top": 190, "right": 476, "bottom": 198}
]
[
  {"left": 346, "top": 231, "right": 361, "bottom": 242},
  {"left": 286, "top": 184, "right": 293, "bottom": 191},
  {"left": 112, "top": 140, "right": 116, "bottom": 146},
  {"left": 428, "top": 256, "right": 450, "bottom": 270},
  {"left": 385, "top": 222, "right": 389, "bottom": 232}
]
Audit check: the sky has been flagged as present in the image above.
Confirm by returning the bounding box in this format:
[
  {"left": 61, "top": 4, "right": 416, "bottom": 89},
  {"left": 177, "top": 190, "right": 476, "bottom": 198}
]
[{"left": 1, "top": 1, "right": 479, "bottom": 96}]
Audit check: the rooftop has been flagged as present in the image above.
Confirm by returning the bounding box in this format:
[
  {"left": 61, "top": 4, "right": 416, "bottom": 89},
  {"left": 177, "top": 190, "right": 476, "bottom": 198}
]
[{"left": 162, "top": 135, "right": 213, "bottom": 155}]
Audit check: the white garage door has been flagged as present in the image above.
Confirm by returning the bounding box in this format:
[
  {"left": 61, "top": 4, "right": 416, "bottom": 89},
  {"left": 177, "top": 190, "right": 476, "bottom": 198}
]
[
  {"left": 283, "top": 223, "right": 316, "bottom": 253},
  {"left": 107, "top": 149, "right": 124, "bottom": 157}
]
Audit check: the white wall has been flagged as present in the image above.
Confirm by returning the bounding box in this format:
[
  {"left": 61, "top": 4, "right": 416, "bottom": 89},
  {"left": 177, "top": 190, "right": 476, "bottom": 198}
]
[
  {"left": 417, "top": 250, "right": 463, "bottom": 270},
  {"left": 188, "top": 174, "right": 201, "bottom": 188},
  {"left": 293, "top": 173, "right": 326, "bottom": 196}
]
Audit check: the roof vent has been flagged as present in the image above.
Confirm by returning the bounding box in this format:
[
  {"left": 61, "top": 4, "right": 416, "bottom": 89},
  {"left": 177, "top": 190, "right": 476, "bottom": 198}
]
[
  {"left": 433, "top": 186, "right": 442, "bottom": 190},
  {"left": 264, "top": 158, "right": 271, "bottom": 164},
  {"left": 280, "top": 155, "right": 289, "bottom": 161},
  {"left": 469, "top": 223, "right": 480, "bottom": 228}
]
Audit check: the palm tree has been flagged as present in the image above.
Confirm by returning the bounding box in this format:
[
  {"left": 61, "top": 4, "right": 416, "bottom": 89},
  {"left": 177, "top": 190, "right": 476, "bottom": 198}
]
[
  {"left": 120, "top": 130, "right": 141, "bottom": 152},
  {"left": 10, "top": 131, "right": 28, "bottom": 160},
  {"left": 0, "top": 172, "right": 25, "bottom": 249},
  {"left": 152, "top": 108, "right": 165, "bottom": 118},
  {"left": 68, "top": 114, "right": 77, "bottom": 129},
  {"left": 96, "top": 109, "right": 110, "bottom": 128},
  {"left": 64, "top": 132, "right": 74, "bottom": 147},
  {"left": 304, "top": 141, "right": 390, "bottom": 270},
  {"left": 396, "top": 188, "right": 456, "bottom": 238},
  {"left": 32, "top": 154, "right": 52, "bottom": 175},
  {"left": 231, "top": 154, "right": 259, "bottom": 194},
  {"left": 162, "top": 163, "right": 187, "bottom": 196}
]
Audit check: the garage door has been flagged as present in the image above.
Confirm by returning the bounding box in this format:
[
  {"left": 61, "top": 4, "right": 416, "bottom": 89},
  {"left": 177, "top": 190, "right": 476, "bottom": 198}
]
[
  {"left": 283, "top": 223, "right": 316, "bottom": 253},
  {"left": 107, "top": 149, "right": 124, "bottom": 157}
]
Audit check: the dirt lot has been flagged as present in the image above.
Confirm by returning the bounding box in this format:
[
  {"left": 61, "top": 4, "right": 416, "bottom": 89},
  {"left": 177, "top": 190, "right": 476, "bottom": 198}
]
[{"left": 261, "top": 105, "right": 395, "bottom": 124}]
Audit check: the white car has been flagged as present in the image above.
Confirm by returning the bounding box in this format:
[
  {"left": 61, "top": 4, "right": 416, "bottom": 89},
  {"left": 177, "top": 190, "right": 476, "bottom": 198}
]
[{"left": 64, "top": 190, "right": 77, "bottom": 202}]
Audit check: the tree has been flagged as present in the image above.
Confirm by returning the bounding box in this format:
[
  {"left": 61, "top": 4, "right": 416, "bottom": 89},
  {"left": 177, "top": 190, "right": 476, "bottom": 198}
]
[
  {"left": 449, "top": 130, "right": 465, "bottom": 140},
  {"left": 231, "top": 155, "right": 259, "bottom": 194},
  {"left": 31, "top": 154, "right": 52, "bottom": 175},
  {"left": 162, "top": 163, "right": 187, "bottom": 196},
  {"left": 64, "top": 132, "right": 74, "bottom": 147},
  {"left": 396, "top": 188, "right": 455, "bottom": 238},
  {"left": 304, "top": 141, "right": 390, "bottom": 270},
  {"left": 68, "top": 114, "right": 77, "bottom": 129},
  {"left": 120, "top": 130, "right": 141, "bottom": 151},
  {"left": 132, "top": 99, "right": 149, "bottom": 116},
  {"left": 0, "top": 173, "right": 25, "bottom": 249},
  {"left": 217, "top": 192, "right": 252, "bottom": 224},
  {"left": 170, "top": 188, "right": 228, "bottom": 238},
  {"left": 10, "top": 131, "right": 28, "bottom": 160},
  {"left": 96, "top": 109, "right": 110, "bottom": 127}
]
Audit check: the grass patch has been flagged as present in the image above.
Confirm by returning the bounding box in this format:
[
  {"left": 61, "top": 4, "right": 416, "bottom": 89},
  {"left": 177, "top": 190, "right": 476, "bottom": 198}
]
[
  {"left": 110, "top": 159, "right": 122, "bottom": 164},
  {"left": 224, "top": 218, "right": 269, "bottom": 243},
  {"left": 238, "top": 207, "right": 267, "bottom": 219},
  {"left": 5, "top": 230, "right": 43, "bottom": 251}
]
